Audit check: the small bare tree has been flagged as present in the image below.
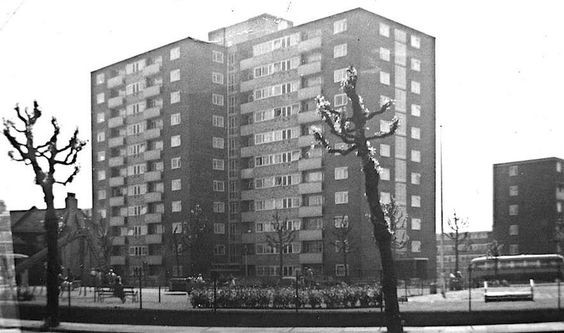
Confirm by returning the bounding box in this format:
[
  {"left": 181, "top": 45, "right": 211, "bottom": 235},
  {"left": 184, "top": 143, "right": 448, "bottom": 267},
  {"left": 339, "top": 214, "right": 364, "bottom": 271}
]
[
  {"left": 330, "top": 216, "right": 355, "bottom": 282},
  {"left": 3, "top": 101, "right": 86, "bottom": 328},
  {"left": 265, "top": 211, "right": 297, "bottom": 279},
  {"left": 382, "top": 196, "right": 409, "bottom": 254},
  {"left": 92, "top": 218, "right": 113, "bottom": 270},
  {"left": 445, "top": 212, "right": 469, "bottom": 274},
  {"left": 314, "top": 66, "right": 402, "bottom": 331},
  {"left": 486, "top": 239, "right": 503, "bottom": 281}
]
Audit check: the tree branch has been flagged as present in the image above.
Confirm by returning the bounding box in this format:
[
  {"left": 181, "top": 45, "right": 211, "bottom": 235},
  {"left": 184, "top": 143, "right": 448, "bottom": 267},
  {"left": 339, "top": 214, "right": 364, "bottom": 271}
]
[
  {"left": 366, "top": 101, "right": 394, "bottom": 121},
  {"left": 365, "top": 117, "right": 399, "bottom": 141},
  {"left": 313, "top": 131, "right": 357, "bottom": 155}
]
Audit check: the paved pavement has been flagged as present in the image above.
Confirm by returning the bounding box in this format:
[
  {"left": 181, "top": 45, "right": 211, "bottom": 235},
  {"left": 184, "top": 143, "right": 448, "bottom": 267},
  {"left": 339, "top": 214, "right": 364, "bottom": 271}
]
[{"left": 1, "top": 319, "right": 564, "bottom": 333}]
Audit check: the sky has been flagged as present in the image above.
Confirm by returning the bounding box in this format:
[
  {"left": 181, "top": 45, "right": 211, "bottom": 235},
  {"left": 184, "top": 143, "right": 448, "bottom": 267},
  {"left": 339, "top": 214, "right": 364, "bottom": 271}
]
[{"left": 0, "top": 0, "right": 562, "bottom": 232}]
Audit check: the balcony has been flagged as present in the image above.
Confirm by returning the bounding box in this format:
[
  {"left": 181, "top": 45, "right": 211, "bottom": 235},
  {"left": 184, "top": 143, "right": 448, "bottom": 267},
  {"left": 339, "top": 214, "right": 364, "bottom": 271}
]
[
  {"left": 107, "top": 75, "right": 124, "bottom": 89},
  {"left": 144, "top": 149, "right": 161, "bottom": 161},
  {"left": 143, "top": 62, "right": 161, "bottom": 76},
  {"left": 109, "top": 216, "right": 125, "bottom": 226},
  {"left": 298, "top": 182, "right": 322, "bottom": 194},
  {"left": 144, "top": 128, "right": 161, "bottom": 140},
  {"left": 298, "top": 134, "right": 315, "bottom": 148},
  {"left": 146, "top": 255, "right": 163, "bottom": 265},
  {"left": 241, "top": 168, "right": 253, "bottom": 179},
  {"left": 110, "top": 256, "right": 125, "bottom": 266},
  {"left": 299, "top": 252, "right": 322, "bottom": 264},
  {"left": 143, "top": 107, "right": 161, "bottom": 120},
  {"left": 112, "top": 236, "right": 126, "bottom": 246},
  {"left": 108, "top": 176, "right": 124, "bottom": 187},
  {"left": 144, "top": 170, "right": 161, "bottom": 182},
  {"left": 298, "top": 229, "right": 322, "bottom": 241},
  {"left": 298, "top": 111, "right": 320, "bottom": 124},
  {"left": 143, "top": 85, "right": 161, "bottom": 99},
  {"left": 108, "top": 116, "right": 124, "bottom": 129},
  {"left": 297, "top": 36, "right": 322, "bottom": 53},
  {"left": 298, "top": 157, "right": 322, "bottom": 171},
  {"left": 146, "top": 234, "right": 162, "bottom": 244},
  {"left": 298, "top": 85, "right": 322, "bottom": 100},
  {"left": 145, "top": 213, "right": 162, "bottom": 224},
  {"left": 297, "top": 61, "right": 321, "bottom": 77},
  {"left": 108, "top": 96, "right": 124, "bottom": 109},
  {"left": 298, "top": 206, "right": 322, "bottom": 217},
  {"left": 108, "top": 156, "right": 124, "bottom": 167},
  {"left": 145, "top": 192, "right": 162, "bottom": 203},
  {"left": 240, "top": 91, "right": 298, "bottom": 114},
  {"left": 109, "top": 196, "right": 124, "bottom": 207},
  {"left": 108, "top": 136, "right": 124, "bottom": 148}
]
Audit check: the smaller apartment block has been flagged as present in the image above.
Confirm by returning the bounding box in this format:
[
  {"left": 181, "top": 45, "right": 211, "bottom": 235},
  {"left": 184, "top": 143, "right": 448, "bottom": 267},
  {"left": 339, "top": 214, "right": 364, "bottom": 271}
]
[
  {"left": 493, "top": 157, "right": 564, "bottom": 256},
  {"left": 436, "top": 231, "right": 492, "bottom": 277}
]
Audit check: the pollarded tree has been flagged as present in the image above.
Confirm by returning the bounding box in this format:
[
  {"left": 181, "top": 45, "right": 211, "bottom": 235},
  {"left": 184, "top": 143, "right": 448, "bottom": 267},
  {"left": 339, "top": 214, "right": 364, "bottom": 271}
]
[
  {"left": 3, "top": 101, "right": 86, "bottom": 328},
  {"left": 445, "top": 212, "right": 469, "bottom": 274},
  {"left": 314, "top": 66, "right": 403, "bottom": 332},
  {"left": 265, "top": 210, "right": 297, "bottom": 280}
]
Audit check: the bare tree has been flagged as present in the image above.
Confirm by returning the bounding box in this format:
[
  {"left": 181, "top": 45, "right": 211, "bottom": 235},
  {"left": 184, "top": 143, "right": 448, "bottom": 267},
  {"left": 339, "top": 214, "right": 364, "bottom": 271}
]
[
  {"left": 314, "top": 66, "right": 402, "bottom": 332},
  {"left": 265, "top": 211, "right": 297, "bottom": 280},
  {"left": 91, "top": 218, "right": 113, "bottom": 270},
  {"left": 445, "top": 212, "right": 469, "bottom": 274},
  {"left": 330, "top": 216, "right": 355, "bottom": 282},
  {"left": 3, "top": 101, "right": 86, "bottom": 328},
  {"left": 486, "top": 239, "right": 503, "bottom": 281}
]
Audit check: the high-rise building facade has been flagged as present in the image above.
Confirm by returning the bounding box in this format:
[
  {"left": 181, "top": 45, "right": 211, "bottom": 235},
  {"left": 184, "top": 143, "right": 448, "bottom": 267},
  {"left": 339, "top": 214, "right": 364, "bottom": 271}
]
[
  {"left": 493, "top": 157, "right": 564, "bottom": 256},
  {"left": 91, "top": 8, "right": 436, "bottom": 283}
]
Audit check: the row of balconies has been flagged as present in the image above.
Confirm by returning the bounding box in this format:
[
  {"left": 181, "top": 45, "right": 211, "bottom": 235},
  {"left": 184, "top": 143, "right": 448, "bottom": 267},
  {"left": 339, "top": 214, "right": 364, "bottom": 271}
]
[
  {"left": 241, "top": 205, "right": 322, "bottom": 222},
  {"left": 239, "top": 134, "right": 316, "bottom": 158},
  {"left": 111, "top": 234, "right": 163, "bottom": 246},
  {"left": 243, "top": 252, "right": 323, "bottom": 265},
  {"left": 239, "top": 110, "right": 320, "bottom": 137},
  {"left": 241, "top": 229, "right": 322, "bottom": 244},
  {"left": 239, "top": 61, "right": 322, "bottom": 93},
  {"left": 109, "top": 213, "right": 162, "bottom": 227},
  {"left": 106, "top": 63, "right": 162, "bottom": 90},
  {"left": 108, "top": 170, "right": 161, "bottom": 186},
  {"left": 107, "top": 85, "right": 161, "bottom": 109},
  {"left": 240, "top": 85, "right": 322, "bottom": 115},
  {"left": 108, "top": 191, "right": 163, "bottom": 207},
  {"left": 110, "top": 255, "right": 162, "bottom": 266},
  {"left": 240, "top": 157, "right": 322, "bottom": 180},
  {"left": 240, "top": 36, "right": 322, "bottom": 71},
  {"left": 240, "top": 182, "right": 322, "bottom": 201}
]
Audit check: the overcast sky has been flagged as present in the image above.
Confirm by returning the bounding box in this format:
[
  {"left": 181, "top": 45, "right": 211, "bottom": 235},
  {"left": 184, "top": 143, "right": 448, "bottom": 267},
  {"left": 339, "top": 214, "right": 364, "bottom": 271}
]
[{"left": 0, "top": 0, "right": 562, "bottom": 232}]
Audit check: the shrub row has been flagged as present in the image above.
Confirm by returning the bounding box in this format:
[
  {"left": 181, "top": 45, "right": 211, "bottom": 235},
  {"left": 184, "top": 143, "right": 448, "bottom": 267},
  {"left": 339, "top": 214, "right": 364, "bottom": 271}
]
[{"left": 190, "top": 285, "right": 382, "bottom": 309}]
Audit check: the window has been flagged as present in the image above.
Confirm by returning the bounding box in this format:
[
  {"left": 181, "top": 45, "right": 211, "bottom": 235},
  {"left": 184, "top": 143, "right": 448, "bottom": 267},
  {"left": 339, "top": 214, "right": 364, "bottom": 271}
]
[
  {"left": 212, "top": 72, "right": 224, "bottom": 84},
  {"left": 214, "top": 223, "right": 225, "bottom": 234},
  {"left": 212, "top": 51, "right": 224, "bottom": 63},
  {"left": 379, "top": 23, "right": 390, "bottom": 37},
  {"left": 212, "top": 137, "right": 224, "bottom": 149},
  {"left": 380, "top": 167, "right": 390, "bottom": 181},
  {"left": 171, "top": 179, "right": 181, "bottom": 191},
  {"left": 411, "top": 127, "right": 421, "bottom": 140},
  {"left": 509, "top": 185, "right": 518, "bottom": 196},
  {"left": 171, "top": 135, "right": 181, "bottom": 147},
  {"left": 509, "top": 165, "right": 518, "bottom": 176},
  {"left": 411, "top": 150, "right": 421, "bottom": 162},
  {"left": 213, "top": 180, "right": 225, "bottom": 192},
  {"left": 509, "top": 204, "right": 519, "bottom": 215},
  {"left": 411, "top": 172, "right": 421, "bottom": 185},
  {"left": 214, "top": 244, "right": 226, "bottom": 256},
  {"left": 411, "top": 218, "right": 421, "bottom": 230},
  {"left": 335, "top": 167, "right": 348, "bottom": 180},
  {"left": 411, "top": 35, "right": 421, "bottom": 49},
  {"left": 97, "top": 151, "right": 105, "bottom": 162},
  {"left": 97, "top": 132, "right": 105, "bottom": 142},
  {"left": 380, "top": 47, "right": 390, "bottom": 61},
  {"left": 509, "top": 244, "right": 519, "bottom": 255},
  {"left": 212, "top": 93, "right": 224, "bottom": 106},
  {"left": 411, "top": 58, "right": 421, "bottom": 71},
  {"left": 411, "top": 81, "right": 421, "bottom": 94},
  {"left": 411, "top": 240, "right": 421, "bottom": 253},
  {"left": 334, "top": 215, "right": 349, "bottom": 228},
  {"left": 170, "top": 69, "right": 180, "bottom": 82},
  {"left": 557, "top": 202, "right": 563, "bottom": 213},
  {"left": 172, "top": 201, "right": 182, "bottom": 212},
  {"left": 379, "top": 71, "right": 390, "bottom": 85},
  {"left": 334, "top": 93, "right": 348, "bottom": 107},
  {"left": 171, "top": 113, "right": 181, "bottom": 126},
  {"left": 333, "top": 43, "right": 347, "bottom": 58},
  {"left": 96, "top": 93, "right": 105, "bottom": 104},
  {"left": 557, "top": 162, "right": 562, "bottom": 172},
  {"left": 335, "top": 264, "right": 349, "bottom": 277},
  {"left": 333, "top": 68, "right": 348, "bottom": 83},
  {"left": 213, "top": 159, "right": 224, "bottom": 170},
  {"left": 380, "top": 144, "right": 391, "bottom": 157},
  {"left": 394, "top": 29, "right": 407, "bottom": 42},
  {"left": 97, "top": 112, "right": 105, "bottom": 123},
  {"left": 171, "top": 157, "right": 181, "bottom": 169},
  {"left": 126, "top": 81, "right": 144, "bottom": 95},
  {"left": 380, "top": 192, "right": 391, "bottom": 204},
  {"left": 96, "top": 73, "right": 105, "bottom": 85},
  {"left": 170, "top": 91, "right": 180, "bottom": 104},
  {"left": 411, "top": 195, "right": 421, "bottom": 207},
  {"left": 126, "top": 59, "right": 145, "bottom": 74},
  {"left": 212, "top": 115, "right": 224, "bottom": 127},
  {"left": 335, "top": 191, "right": 348, "bottom": 204},
  {"left": 509, "top": 224, "right": 519, "bottom": 236},
  {"left": 411, "top": 104, "right": 421, "bottom": 117},
  {"left": 333, "top": 19, "right": 347, "bottom": 34},
  {"left": 213, "top": 201, "right": 225, "bottom": 213},
  {"left": 98, "top": 190, "right": 106, "bottom": 200},
  {"left": 170, "top": 47, "right": 180, "bottom": 60}
]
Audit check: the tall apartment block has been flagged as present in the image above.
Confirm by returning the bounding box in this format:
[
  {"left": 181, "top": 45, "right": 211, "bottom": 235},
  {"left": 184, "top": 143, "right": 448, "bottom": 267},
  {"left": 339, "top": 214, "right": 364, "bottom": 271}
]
[
  {"left": 91, "top": 8, "right": 436, "bottom": 283},
  {"left": 493, "top": 157, "right": 564, "bottom": 256}
]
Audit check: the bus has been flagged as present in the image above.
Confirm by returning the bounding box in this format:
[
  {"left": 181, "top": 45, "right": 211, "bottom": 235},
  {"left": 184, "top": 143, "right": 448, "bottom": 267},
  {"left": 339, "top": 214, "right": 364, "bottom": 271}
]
[{"left": 469, "top": 254, "right": 563, "bottom": 285}]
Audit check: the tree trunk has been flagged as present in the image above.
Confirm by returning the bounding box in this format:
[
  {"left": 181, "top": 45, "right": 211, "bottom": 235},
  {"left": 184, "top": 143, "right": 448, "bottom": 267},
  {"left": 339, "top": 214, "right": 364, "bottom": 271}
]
[
  {"left": 279, "top": 248, "right": 284, "bottom": 280},
  {"left": 43, "top": 188, "right": 59, "bottom": 327},
  {"left": 343, "top": 251, "right": 349, "bottom": 283},
  {"left": 454, "top": 230, "right": 459, "bottom": 273}
]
